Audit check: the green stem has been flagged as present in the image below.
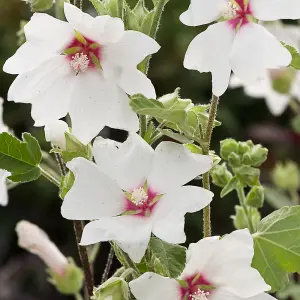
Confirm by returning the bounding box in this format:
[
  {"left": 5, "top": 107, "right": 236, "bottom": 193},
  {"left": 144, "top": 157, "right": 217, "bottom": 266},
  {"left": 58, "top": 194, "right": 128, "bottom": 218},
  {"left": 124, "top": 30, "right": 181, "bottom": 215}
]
[
  {"left": 139, "top": 114, "right": 147, "bottom": 138},
  {"left": 101, "top": 246, "right": 115, "bottom": 283},
  {"left": 289, "top": 189, "right": 300, "bottom": 205},
  {"left": 55, "top": 0, "right": 65, "bottom": 20},
  {"left": 40, "top": 166, "right": 60, "bottom": 187},
  {"left": 201, "top": 94, "right": 219, "bottom": 238},
  {"left": 89, "top": 242, "right": 101, "bottom": 263},
  {"left": 236, "top": 183, "right": 255, "bottom": 233},
  {"left": 117, "top": 0, "right": 124, "bottom": 20},
  {"left": 74, "top": 293, "right": 83, "bottom": 300}
]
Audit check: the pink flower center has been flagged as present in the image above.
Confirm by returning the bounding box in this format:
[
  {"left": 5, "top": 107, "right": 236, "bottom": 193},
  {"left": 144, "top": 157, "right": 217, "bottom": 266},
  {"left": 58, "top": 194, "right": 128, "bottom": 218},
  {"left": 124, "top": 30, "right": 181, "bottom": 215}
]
[
  {"left": 64, "top": 34, "right": 102, "bottom": 74},
  {"left": 179, "top": 274, "right": 215, "bottom": 300},
  {"left": 225, "top": 0, "right": 253, "bottom": 29},
  {"left": 124, "top": 186, "right": 160, "bottom": 217}
]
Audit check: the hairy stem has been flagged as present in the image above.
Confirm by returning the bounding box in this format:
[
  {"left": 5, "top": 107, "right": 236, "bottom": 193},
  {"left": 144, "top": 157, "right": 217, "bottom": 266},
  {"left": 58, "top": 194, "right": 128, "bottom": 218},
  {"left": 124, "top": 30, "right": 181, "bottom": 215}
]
[
  {"left": 55, "top": 153, "right": 94, "bottom": 298},
  {"left": 40, "top": 166, "right": 60, "bottom": 187},
  {"left": 101, "top": 246, "right": 115, "bottom": 283},
  {"left": 201, "top": 94, "right": 219, "bottom": 237}
]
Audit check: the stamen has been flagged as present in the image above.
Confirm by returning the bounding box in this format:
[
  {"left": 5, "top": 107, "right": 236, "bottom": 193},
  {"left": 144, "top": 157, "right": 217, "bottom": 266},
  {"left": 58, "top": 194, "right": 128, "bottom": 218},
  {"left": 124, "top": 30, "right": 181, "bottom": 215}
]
[
  {"left": 190, "top": 289, "right": 210, "bottom": 300},
  {"left": 131, "top": 187, "right": 148, "bottom": 206},
  {"left": 221, "top": 1, "right": 238, "bottom": 19},
  {"left": 70, "top": 52, "right": 89, "bottom": 74}
]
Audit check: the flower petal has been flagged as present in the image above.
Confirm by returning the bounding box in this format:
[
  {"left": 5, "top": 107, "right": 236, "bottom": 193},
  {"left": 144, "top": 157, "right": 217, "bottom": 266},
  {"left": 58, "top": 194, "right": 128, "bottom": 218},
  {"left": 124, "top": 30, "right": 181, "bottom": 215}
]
[
  {"left": 69, "top": 71, "right": 117, "bottom": 144},
  {"left": 204, "top": 229, "right": 270, "bottom": 298},
  {"left": 93, "top": 133, "right": 154, "bottom": 191},
  {"left": 8, "top": 55, "right": 72, "bottom": 104},
  {"left": 44, "top": 120, "right": 69, "bottom": 149},
  {"left": 230, "top": 23, "right": 291, "bottom": 86},
  {"left": 103, "top": 31, "right": 160, "bottom": 67},
  {"left": 152, "top": 186, "right": 214, "bottom": 244},
  {"left": 80, "top": 216, "right": 152, "bottom": 263},
  {"left": 291, "top": 71, "right": 300, "bottom": 100},
  {"left": 211, "top": 290, "right": 276, "bottom": 300},
  {"left": 147, "top": 142, "right": 212, "bottom": 193},
  {"left": 0, "top": 170, "right": 9, "bottom": 206},
  {"left": 251, "top": 0, "right": 300, "bottom": 21},
  {"left": 24, "top": 13, "right": 74, "bottom": 52},
  {"left": 264, "top": 91, "right": 290, "bottom": 116},
  {"left": 184, "top": 22, "right": 235, "bottom": 96},
  {"left": 129, "top": 272, "right": 181, "bottom": 300},
  {"left": 180, "top": 0, "right": 224, "bottom": 26},
  {"left": 3, "top": 42, "right": 52, "bottom": 74},
  {"left": 61, "top": 158, "right": 125, "bottom": 220}
]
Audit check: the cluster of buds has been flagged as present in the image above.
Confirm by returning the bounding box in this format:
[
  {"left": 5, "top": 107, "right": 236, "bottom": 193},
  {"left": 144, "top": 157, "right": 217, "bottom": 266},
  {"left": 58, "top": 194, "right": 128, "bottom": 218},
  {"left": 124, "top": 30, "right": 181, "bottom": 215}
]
[{"left": 22, "top": 0, "right": 55, "bottom": 12}]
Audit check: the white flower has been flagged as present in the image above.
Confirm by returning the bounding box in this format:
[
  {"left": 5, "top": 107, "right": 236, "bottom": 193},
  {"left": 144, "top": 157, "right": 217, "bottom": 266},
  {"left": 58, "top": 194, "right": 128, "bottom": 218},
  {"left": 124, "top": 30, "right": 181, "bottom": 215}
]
[
  {"left": 180, "top": 0, "right": 300, "bottom": 96},
  {"left": 61, "top": 133, "right": 214, "bottom": 263},
  {"left": 230, "top": 22, "right": 300, "bottom": 116},
  {"left": 0, "top": 98, "right": 10, "bottom": 206},
  {"left": 3, "top": 3, "right": 160, "bottom": 144},
  {"left": 44, "top": 120, "right": 69, "bottom": 149},
  {"left": 16, "top": 220, "right": 68, "bottom": 275},
  {"left": 130, "top": 229, "right": 275, "bottom": 300}
]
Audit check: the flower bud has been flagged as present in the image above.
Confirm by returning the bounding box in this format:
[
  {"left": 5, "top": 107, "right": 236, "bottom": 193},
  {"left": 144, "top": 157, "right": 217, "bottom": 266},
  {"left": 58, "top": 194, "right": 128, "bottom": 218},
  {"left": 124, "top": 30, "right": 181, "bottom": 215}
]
[
  {"left": 235, "top": 165, "right": 260, "bottom": 187},
  {"left": 246, "top": 185, "right": 265, "bottom": 208},
  {"left": 210, "top": 163, "right": 232, "bottom": 188},
  {"left": 220, "top": 138, "right": 239, "bottom": 160},
  {"left": 250, "top": 145, "right": 268, "bottom": 167},
  {"left": 238, "top": 142, "right": 251, "bottom": 155},
  {"left": 231, "top": 205, "right": 261, "bottom": 230},
  {"left": 91, "top": 277, "right": 129, "bottom": 300},
  {"left": 16, "top": 220, "right": 68, "bottom": 275},
  {"left": 272, "top": 161, "right": 300, "bottom": 191},
  {"left": 44, "top": 120, "right": 69, "bottom": 149},
  {"left": 228, "top": 152, "right": 242, "bottom": 168},
  {"left": 22, "top": 0, "right": 54, "bottom": 12},
  {"left": 242, "top": 153, "right": 252, "bottom": 165}
]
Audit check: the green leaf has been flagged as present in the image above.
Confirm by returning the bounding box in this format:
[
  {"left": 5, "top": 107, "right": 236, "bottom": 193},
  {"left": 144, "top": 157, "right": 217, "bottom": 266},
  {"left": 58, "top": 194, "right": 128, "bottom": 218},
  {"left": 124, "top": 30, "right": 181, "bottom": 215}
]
[
  {"left": 59, "top": 171, "right": 75, "bottom": 199},
  {"left": 0, "top": 132, "right": 42, "bottom": 182},
  {"left": 149, "top": 237, "right": 186, "bottom": 278},
  {"left": 30, "top": 0, "right": 54, "bottom": 11},
  {"left": 283, "top": 43, "right": 300, "bottom": 70},
  {"left": 90, "top": 0, "right": 109, "bottom": 15},
  {"left": 220, "top": 176, "right": 238, "bottom": 197},
  {"left": 252, "top": 206, "right": 300, "bottom": 292}
]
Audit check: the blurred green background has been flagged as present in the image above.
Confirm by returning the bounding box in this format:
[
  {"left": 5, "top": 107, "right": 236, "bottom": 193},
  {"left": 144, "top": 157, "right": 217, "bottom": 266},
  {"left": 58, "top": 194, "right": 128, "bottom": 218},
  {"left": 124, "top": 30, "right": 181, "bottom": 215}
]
[{"left": 0, "top": 0, "right": 300, "bottom": 299}]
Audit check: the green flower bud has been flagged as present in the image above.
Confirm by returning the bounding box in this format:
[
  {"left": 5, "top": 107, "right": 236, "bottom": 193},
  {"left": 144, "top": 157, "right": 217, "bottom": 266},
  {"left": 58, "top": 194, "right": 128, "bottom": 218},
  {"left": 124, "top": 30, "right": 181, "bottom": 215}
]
[
  {"left": 228, "top": 152, "right": 242, "bottom": 168},
  {"left": 238, "top": 142, "right": 251, "bottom": 155},
  {"left": 235, "top": 165, "right": 260, "bottom": 187},
  {"left": 91, "top": 277, "right": 129, "bottom": 300},
  {"left": 48, "top": 258, "right": 84, "bottom": 295},
  {"left": 250, "top": 145, "right": 268, "bottom": 167},
  {"left": 242, "top": 153, "right": 252, "bottom": 165},
  {"left": 210, "top": 163, "right": 233, "bottom": 188},
  {"left": 220, "top": 138, "right": 239, "bottom": 160},
  {"left": 22, "top": 0, "right": 54, "bottom": 12},
  {"left": 272, "top": 161, "right": 300, "bottom": 191},
  {"left": 231, "top": 205, "right": 261, "bottom": 230},
  {"left": 246, "top": 186, "right": 265, "bottom": 208}
]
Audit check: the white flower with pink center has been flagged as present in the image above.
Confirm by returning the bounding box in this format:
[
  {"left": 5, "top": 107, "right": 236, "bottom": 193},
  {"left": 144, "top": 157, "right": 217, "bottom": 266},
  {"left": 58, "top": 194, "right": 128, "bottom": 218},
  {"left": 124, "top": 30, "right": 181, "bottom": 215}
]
[
  {"left": 3, "top": 3, "right": 160, "bottom": 144},
  {"left": 230, "top": 22, "right": 300, "bottom": 116},
  {"left": 180, "top": 0, "right": 300, "bottom": 96},
  {"left": 61, "top": 133, "right": 214, "bottom": 262},
  {"left": 130, "top": 229, "right": 275, "bottom": 300}
]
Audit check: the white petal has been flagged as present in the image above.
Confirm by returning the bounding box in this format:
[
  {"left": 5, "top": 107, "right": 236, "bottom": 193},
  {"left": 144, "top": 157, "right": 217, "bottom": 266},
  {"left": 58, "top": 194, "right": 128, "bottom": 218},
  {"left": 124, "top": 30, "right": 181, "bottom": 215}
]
[
  {"left": 103, "top": 31, "right": 160, "bottom": 67},
  {"left": 251, "top": 0, "right": 300, "bottom": 21},
  {"left": 61, "top": 158, "right": 125, "bottom": 220},
  {"left": 0, "top": 170, "right": 10, "bottom": 206},
  {"left": 152, "top": 186, "right": 213, "bottom": 244},
  {"left": 80, "top": 216, "right": 152, "bottom": 263},
  {"left": 291, "top": 71, "right": 300, "bottom": 100},
  {"left": 147, "top": 142, "right": 212, "bottom": 193},
  {"left": 93, "top": 133, "right": 154, "bottom": 191},
  {"left": 180, "top": 0, "right": 224, "bottom": 26},
  {"left": 129, "top": 273, "right": 181, "bottom": 300},
  {"left": 229, "top": 75, "right": 243, "bottom": 89},
  {"left": 8, "top": 55, "right": 72, "bottom": 104},
  {"left": 64, "top": 3, "right": 124, "bottom": 44},
  {"left": 184, "top": 22, "right": 235, "bottom": 96},
  {"left": 3, "top": 42, "right": 52, "bottom": 74},
  {"left": 264, "top": 91, "right": 290, "bottom": 116},
  {"left": 44, "top": 120, "right": 69, "bottom": 149},
  {"left": 68, "top": 71, "right": 113, "bottom": 144},
  {"left": 204, "top": 229, "right": 270, "bottom": 298},
  {"left": 25, "top": 13, "right": 74, "bottom": 52},
  {"left": 211, "top": 290, "right": 276, "bottom": 300},
  {"left": 230, "top": 23, "right": 291, "bottom": 86}
]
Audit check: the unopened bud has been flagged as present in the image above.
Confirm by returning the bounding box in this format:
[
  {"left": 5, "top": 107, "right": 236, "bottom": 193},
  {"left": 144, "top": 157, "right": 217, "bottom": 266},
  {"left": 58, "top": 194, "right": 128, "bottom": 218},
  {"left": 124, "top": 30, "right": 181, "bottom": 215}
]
[
  {"left": 228, "top": 152, "right": 242, "bottom": 168},
  {"left": 45, "top": 120, "right": 69, "bottom": 149},
  {"left": 238, "top": 142, "right": 251, "bottom": 155},
  {"left": 246, "top": 185, "right": 265, "bottom": 208},
  {"left": 22, "top": 0, "right": 54, "bottom": 11},
  {"left": 16, "top": 220, "right": 68, "bottom": 275},
  {"left": 250, "top": 145, "right": 268, "bottom": 167},
  {"left": 242, "top": 153, "right": 252, "bottom": 165},
  {"left": 235, "top": 165, "right": 260, "bottom": 187},
  {"left": 92, "top": 277, "right": 129, "bottom": 300},
  {"left": 220, "top": 139, "right": 239, "bottom": 160},
  {"left": 210, "top": 163, "right": 233, "bottom": 188},
  {"left": 272, "top": 161, "right": 300, "bottom": 190},
  {"left": 231, "top": 205, "right": 261, "bottom": 230}
]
